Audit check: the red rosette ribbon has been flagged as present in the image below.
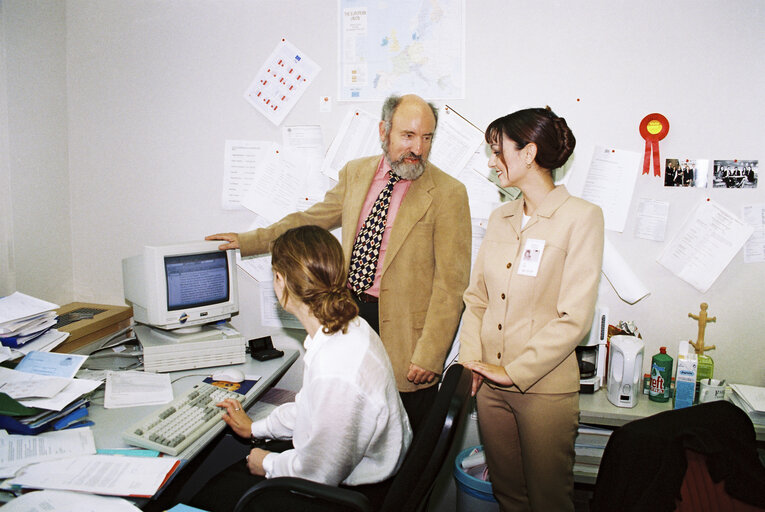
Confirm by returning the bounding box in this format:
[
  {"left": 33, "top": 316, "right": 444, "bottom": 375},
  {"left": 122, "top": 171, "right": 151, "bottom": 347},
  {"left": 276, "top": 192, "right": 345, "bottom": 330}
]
[{"left": 639, "top": 113, "right": 669, "bottom": 177}]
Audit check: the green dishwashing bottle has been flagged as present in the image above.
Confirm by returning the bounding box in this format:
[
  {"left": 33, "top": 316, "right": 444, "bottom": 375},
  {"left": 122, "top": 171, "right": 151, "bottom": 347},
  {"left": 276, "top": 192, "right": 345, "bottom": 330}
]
[{"left": 649, "top": 347, "right": 673, "bottom": 402}]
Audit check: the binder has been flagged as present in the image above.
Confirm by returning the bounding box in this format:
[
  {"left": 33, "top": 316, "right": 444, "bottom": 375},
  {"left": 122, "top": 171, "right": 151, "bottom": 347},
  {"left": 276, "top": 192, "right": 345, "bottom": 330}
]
[{"left": 0, "top": 392, "right": 90, "bottom": 435}]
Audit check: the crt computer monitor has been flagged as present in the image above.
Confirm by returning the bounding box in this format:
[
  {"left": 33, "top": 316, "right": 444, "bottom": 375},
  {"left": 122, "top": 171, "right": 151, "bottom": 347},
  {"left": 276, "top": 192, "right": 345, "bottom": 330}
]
[{"left": 122, "top": 241, "right": 239, "bottom": 332}]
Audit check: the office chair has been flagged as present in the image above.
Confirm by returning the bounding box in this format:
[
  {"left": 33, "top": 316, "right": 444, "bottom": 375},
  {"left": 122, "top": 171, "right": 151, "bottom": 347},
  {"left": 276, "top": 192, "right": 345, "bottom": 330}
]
[
  {"left": 591, "top": 400, "right": 765, "bottom": 512},
  {"left": 232, "top": 363, "right": 473, "bottom": 512}
]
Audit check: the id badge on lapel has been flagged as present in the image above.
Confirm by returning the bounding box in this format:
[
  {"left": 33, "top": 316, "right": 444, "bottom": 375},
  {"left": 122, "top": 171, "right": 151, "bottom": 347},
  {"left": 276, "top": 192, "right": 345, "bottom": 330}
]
[{"left": 517, "top": 239, "right": 545, "bottom": 277}]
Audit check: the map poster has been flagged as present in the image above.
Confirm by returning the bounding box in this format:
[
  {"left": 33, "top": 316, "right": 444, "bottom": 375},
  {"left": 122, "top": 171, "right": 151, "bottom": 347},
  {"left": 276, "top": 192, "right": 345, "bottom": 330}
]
[{"left": 338, "top": 0, "right": 465, "bottom": 101}]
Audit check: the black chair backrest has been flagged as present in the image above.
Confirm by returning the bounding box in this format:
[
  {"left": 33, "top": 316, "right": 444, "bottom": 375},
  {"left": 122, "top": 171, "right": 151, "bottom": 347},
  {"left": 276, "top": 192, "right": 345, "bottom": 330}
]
[{"left": 379, "top": 363, "right": 472, "bottom": 512}]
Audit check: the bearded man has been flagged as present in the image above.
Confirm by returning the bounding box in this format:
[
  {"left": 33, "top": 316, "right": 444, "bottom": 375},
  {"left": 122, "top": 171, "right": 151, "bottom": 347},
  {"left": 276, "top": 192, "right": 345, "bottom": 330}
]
[{"left": 207, "top": 94, "right": 471, "bottom": 432}]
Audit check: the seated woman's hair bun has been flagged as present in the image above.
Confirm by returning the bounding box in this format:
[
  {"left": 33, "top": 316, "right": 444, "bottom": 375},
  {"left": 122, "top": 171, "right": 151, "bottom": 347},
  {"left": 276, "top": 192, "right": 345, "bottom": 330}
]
[{"left": 270, "top": 226, "right": 358, "bottom": 334}]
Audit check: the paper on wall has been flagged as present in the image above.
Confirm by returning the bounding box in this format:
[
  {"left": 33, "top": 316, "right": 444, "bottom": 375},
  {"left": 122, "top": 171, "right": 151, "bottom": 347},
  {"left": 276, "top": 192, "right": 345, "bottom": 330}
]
[
  {"left": 243, "top": 39, "right": 321, "bottom": 126},
  {"left": 221, "top": 140, "right": 273, "bottom": 210},
  {"left": 741, "top": 202, "right": 765, "bottom": 263},
  {"left": 321, "top": 108, "right": 380, "bottom": 181},
  {"left": 428, "top": 106, "right": 484, "bottom": 178},
  {"left": 282, "top": 125, "right": 335, "bottom": 208},
  {"left": 241, "top": 144, "right": 307, "bottom": 223},
  {"left": 634, "top": 198, "right": 670, "bottom": 242},
  {"left": 235, "top": 217, "right": 274, "bottom": 283},
  {"left": 602, "top": 237, "right": 650, "bottom": 304},
  {"left": 580, "top": 146, "right": 641, "bottom": 233},
  {"left": 657, "top": 198, "right": 754, "bottom": 293},
  {"left": 260, "top": 282, "right": 301, "bottom": 330},
  {"left": 459, "top": 167, "right": 501, "bottom": 221}
]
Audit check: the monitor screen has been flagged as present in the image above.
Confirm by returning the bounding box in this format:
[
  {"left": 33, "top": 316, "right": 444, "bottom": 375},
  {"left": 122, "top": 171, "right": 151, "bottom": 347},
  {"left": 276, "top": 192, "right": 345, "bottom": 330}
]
[
  {"left": 123, "top": 241, "right": 239, "bottom": 331},
  {"left": 165, "top": 252, "right": 229, "bottom": 311}
]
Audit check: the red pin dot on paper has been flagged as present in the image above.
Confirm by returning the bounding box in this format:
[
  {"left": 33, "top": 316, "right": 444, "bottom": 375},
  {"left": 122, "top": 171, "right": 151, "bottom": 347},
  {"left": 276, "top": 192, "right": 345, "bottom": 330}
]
[{"left": 577, "top": 98, "right": 580, "bottom": 102}]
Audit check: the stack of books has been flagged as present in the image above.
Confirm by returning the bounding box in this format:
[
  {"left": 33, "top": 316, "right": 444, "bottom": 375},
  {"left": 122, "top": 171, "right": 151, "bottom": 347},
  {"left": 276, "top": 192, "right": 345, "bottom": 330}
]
[
  {"left": 574, "top": 424, "right": 614, "bottom": 480},
  {"left": 0, "top": 292, "right": 59, "bottom": 348},
  {"left": 729, "top": 383, "right": 765, "bottom": 425}
]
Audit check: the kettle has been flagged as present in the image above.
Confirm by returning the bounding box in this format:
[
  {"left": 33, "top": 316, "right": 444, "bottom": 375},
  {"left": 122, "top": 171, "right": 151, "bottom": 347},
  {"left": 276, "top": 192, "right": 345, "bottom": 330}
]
[{"left": 607, "top": 335, "right": 644, "bottom": 408}]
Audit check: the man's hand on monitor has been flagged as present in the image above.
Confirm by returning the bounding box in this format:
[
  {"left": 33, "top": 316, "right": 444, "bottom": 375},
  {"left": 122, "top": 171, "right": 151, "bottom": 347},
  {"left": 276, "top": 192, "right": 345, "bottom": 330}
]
[{"left": 206, "top": 232, "right": 240, "bottom": 251}]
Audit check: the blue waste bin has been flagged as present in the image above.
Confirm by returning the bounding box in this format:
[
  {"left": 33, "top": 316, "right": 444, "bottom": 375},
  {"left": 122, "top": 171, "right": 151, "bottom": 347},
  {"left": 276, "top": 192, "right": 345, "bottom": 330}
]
[{"left": 454, "top": 446, "right": 499, "bottom": 512}]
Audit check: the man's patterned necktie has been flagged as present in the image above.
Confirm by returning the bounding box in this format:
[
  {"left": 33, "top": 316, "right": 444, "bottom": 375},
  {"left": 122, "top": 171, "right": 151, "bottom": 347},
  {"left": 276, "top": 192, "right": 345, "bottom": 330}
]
[{"left": 347, "top": 171, "right": 401, "bottom": 294}]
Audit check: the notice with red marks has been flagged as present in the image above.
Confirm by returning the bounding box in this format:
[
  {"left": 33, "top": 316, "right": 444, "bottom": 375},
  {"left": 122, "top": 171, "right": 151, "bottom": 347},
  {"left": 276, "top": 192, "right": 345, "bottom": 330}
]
[{"left": 244, "top": 38, "right": 321, "bottom": 126}]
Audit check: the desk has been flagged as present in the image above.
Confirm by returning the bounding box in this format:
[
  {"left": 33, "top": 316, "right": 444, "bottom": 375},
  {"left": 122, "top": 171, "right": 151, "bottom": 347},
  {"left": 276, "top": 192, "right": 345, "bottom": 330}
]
[
  {"left": 579, "top": 389, "right": 765, "bottom": 441},
  {"left": 0, "top": 344, "right": 297, "bottom": 509},
  {"left": 88, "top": 349, "right": 298, "bottom": 460},
  {"left": 575, "top": 389, "right": 765, "bottom": 485}
]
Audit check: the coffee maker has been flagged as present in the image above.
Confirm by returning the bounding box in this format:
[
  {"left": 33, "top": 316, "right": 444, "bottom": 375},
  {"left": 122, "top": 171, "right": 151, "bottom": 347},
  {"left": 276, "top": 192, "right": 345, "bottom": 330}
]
[{"left": 576, "top": 306, "right": 608, "bottom": 393}]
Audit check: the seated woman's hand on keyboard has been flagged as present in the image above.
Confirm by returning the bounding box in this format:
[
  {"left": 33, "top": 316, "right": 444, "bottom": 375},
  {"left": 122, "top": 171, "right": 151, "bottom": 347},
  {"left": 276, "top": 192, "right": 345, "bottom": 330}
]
[{"left": 217, "top": 398, "right": 253, "bottom": 438}]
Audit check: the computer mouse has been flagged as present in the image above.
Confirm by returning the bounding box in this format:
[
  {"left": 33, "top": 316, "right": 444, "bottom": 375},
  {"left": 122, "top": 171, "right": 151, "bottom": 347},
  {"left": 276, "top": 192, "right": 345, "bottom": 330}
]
[{"left": 211, "top": 368, "right": 245, "bottom": 383}]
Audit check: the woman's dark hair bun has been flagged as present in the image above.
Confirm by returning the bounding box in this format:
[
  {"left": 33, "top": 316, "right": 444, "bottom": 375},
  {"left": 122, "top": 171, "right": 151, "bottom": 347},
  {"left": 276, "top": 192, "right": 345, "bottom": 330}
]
[
  {"left": 485, "top": 106, "right": 576, "bottom": 171},
  {"left": 551, "top": 116, "right": 576, "bottom": 169}
]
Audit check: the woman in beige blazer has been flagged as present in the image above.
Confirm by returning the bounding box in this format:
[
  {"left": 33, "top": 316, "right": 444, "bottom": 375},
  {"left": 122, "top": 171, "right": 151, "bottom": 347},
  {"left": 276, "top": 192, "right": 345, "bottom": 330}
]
[{"left": 460, "top": 108, "right": 604, "bottom": 512}]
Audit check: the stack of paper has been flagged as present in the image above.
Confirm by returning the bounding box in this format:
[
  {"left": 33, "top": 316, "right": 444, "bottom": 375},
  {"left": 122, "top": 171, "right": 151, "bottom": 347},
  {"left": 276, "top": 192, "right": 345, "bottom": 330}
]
[
  {"left": 0, "top": 361, "right": 101, "bottom": 435},
  {"left": 103, "top": 370, "right": 173, "bottom": 408},
  {"left": 0, "top": 292, "right": 60, "bottom": 348},
  {"left": 0, "top": 428, "right": 179, "bottom": 498},
  {"left": 574, "top": 424, "right": 614, "bottom": 478},
  {"left": 0, "top": 490, "right": 142, "bottom": 512},
  {"left": 729, "top": 384, "right": 765, "bottom": 425}
]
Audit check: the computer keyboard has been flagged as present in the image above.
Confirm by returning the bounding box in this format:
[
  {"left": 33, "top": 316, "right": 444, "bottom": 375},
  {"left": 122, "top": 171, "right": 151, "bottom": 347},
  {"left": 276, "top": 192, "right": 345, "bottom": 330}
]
[{"left": 122, "top": 381, "right": 241, "bottom": 456}]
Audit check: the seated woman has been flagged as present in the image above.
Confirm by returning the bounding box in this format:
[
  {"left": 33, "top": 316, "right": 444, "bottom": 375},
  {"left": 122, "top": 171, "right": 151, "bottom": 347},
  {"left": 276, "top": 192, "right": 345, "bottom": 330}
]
[{"left": 188, "top": 225, "right": 412, "bottom": 512}]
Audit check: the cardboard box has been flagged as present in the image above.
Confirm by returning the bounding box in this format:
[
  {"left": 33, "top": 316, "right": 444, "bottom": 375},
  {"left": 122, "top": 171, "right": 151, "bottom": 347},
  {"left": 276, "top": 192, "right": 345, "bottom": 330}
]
[
  {"left": 52, "top": 302, "right": 133, "bottom": 353},
  {"left": 673, "top": 340, "right": 698, "bottom": 409}
]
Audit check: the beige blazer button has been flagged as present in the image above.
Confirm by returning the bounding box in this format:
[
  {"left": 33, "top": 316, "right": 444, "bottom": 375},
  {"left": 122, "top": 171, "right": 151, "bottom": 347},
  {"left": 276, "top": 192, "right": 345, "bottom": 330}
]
[
  {"left": 498, "top": 324, "right": 502, "bottom": 330},
  {"left": 501, "top": 293, "right": 506, "bottom": 300},
  {"left": 497, "top": 352, "right": 501, "bottom": 359},
  {"left": 506, "top": 262, "right": 512, "bottom": 269}
]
